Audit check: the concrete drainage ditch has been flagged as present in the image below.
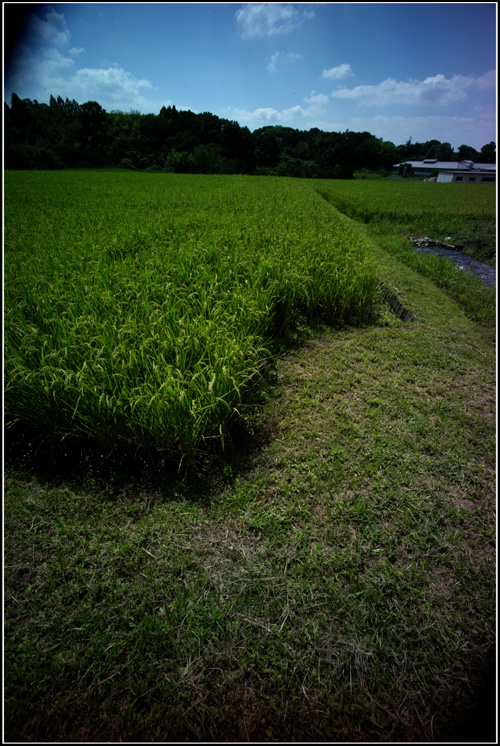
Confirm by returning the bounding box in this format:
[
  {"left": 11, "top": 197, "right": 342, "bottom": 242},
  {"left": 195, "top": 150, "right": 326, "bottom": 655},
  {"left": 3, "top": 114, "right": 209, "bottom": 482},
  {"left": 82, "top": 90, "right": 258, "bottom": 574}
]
[
  {"left": 378, "top": 282, "right": 416, "bottom": 322},
  {"left": 377, "top": 234, "right": 496, "bottom": 324}
]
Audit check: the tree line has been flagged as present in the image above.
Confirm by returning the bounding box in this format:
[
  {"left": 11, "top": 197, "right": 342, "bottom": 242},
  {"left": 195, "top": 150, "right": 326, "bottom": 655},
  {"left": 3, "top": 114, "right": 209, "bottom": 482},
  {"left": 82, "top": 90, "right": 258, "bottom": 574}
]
[{"left": 4, "top": 93, "right": 496, "bottom": 177}]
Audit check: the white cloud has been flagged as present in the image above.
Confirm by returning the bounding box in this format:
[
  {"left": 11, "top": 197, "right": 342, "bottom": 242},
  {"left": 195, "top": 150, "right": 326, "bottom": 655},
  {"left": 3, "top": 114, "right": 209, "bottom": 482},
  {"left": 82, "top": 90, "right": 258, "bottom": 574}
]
[
  {"left": 37, "top": 48, "right": 75, "bottom": 76},
  {"left": 7, "top": 45, "right": 75, "bottom": 92},
  {"left": 221, "top": 103, "right": 319, "bottom": 128},
  {"left": 220, "top": 102, "right": 495, "bottom": 149},
  {"left": 26, "top": 5, "right": 71, "bottom": 46},
  {"left": 303, "top": 91, "right": 329, "bottom": 105},
  {"left": 330, "top": 73, "right": 481, "bottom": 107},
  {"left": 4, "top": 2, "right": 157, "bottom": 114},
  {"left": 372, "top": 113, "right": 497, "bottom": 151},
  {"left": 304, "top": 111, "right": 494, "bottom": 151},
  {"left": 321, "top": 63, "right": 353, "bottom": 80},
  {"left": 475, "top": 69, "right": 496, "bottom": 90},
  {"left": 48, "top": 66, "right": 154, "bottom": 110},
  {"left": 267, "top": 51, "right": 302, "bottom": 73},
  {"left": 6, "top": 5, "right": 74, "bottom": 92},
  {"left": 236, "top": 3, "right": 313, "bottom": 39}
]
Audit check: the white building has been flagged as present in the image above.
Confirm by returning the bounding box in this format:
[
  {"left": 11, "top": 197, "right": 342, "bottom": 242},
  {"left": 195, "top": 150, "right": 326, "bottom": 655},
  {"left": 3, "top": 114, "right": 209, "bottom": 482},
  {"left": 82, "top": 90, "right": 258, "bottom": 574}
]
[
  {"left": 435, "top": 169, "right": 495, "bottom": 183},
  {"left": 393, "top": 158, "right": 496, "bottom": 182}
]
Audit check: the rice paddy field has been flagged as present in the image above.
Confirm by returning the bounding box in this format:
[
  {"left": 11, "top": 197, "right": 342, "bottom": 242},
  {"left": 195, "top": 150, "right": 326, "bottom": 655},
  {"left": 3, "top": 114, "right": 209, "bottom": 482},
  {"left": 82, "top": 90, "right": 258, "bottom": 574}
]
[
  {"left": 4, "top": 171, "right": 376, "bottom": 464},
  {"left": 314, "top": 177, "right": 496, "bottom": 264},
  {"left": 3, "top": 171, "right": 497, "bottom": 742}
]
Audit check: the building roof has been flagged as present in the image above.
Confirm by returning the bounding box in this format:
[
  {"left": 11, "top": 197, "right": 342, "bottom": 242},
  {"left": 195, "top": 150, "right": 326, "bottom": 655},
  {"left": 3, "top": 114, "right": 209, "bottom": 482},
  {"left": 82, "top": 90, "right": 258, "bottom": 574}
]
[{"left": 393, "top": 159, "right": 496, "bottom": 172}]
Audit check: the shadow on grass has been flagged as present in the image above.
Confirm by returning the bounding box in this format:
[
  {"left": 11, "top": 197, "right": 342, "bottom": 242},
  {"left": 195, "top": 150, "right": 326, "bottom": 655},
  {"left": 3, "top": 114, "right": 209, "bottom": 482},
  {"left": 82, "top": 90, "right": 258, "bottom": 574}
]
[
  {"left": 444, "top": 652, "right": 497, "bottom": 743},
  {"left": 4, "top": 293, "right": 410, "bottom": 501},
  {"left": 3, "top": 364, "right": 283, "bottom": 504}
]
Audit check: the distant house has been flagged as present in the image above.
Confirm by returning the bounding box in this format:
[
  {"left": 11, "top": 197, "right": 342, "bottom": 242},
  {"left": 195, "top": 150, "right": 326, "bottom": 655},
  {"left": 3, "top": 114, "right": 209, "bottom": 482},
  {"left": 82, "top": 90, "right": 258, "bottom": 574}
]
[
  {"left": 393, "top": 158, "right": 496, "bottom": 183},
  {"left": 435, "top": 169, "right": 495, "bottom": 183}
]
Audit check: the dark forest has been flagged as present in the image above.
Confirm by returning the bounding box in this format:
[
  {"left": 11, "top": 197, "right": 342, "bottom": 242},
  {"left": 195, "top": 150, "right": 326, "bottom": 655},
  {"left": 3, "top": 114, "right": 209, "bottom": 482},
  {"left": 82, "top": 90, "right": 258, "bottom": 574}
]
[{"left": 4, "top": 93, "right": 496, "bottom": 176}]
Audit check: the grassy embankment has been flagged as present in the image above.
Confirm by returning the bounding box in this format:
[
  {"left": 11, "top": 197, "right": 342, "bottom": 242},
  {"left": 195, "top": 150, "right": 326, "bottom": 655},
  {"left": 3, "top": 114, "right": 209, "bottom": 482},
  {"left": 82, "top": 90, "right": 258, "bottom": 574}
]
[{"left": 4, "top": 172, "right": 496, "bottom": 742}]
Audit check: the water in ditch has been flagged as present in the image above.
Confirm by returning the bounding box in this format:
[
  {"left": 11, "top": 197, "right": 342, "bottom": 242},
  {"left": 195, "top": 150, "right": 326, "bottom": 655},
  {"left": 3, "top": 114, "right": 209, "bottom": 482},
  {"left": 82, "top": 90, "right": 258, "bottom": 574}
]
[{"left": 413, "top": 243, "right": 496, "bottom": 288}]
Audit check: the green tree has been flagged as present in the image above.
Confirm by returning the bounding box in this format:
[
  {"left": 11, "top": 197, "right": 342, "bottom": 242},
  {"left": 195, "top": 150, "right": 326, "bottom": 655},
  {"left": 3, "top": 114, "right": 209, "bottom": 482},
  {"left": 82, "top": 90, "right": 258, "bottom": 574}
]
[
  {"left": 5, "top": 88, "right": 485, "bottom": 178},
  {"left": 254, "top": 129, "right": 281, "bottom": 168},
  {"left": 457, "top": 144, "right": 479, "bottom": 162},
  {"left": 398, "top": 162, "right": 414, "bottom": 177},
  {"left": 189, "top": 143, "right": 223, "bottom": 174},
  {"left": 480, "top": 142, "right": 496, "bottom": 164},
  {"left": 424, "top": 140, "right": 442, "bottom": 159},
  {"left": 164, "top": 149, "right": 191, "bottom": 173},
  {"left": 437, "top": 142, "right": 454, "bottom": 161}
]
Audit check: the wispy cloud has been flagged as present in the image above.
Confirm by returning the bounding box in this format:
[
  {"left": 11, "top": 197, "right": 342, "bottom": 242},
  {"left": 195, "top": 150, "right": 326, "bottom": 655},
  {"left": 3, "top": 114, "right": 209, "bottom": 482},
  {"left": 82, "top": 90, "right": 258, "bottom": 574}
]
[
  {"left": 267, "top": 51, "right": 302, "bottom": 74},
  {"left": 69, "top": 47, "right": 85, "bottom": 56},
  {"left": 321, "top": 63, "right": 353, "bottom": 80},
  {"left": 329, "top": 72, "right": 490, "bottom": 107},
  {"left": 236, "top": 3, "right": 314, "bottom": 39}
]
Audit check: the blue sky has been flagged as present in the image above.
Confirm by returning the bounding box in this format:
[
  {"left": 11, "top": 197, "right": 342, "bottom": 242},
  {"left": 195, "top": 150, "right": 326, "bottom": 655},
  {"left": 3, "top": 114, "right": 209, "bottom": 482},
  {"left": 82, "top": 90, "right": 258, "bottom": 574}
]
[{"left": 3, "top": 2, "right": 497, "bottom": 150}]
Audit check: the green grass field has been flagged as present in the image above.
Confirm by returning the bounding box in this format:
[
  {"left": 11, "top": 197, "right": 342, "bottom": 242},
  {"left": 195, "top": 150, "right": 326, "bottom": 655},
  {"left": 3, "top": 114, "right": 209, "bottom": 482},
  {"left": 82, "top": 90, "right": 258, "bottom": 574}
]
[{"left": 4, "top": 171, "right": 496, "bottom": 742}]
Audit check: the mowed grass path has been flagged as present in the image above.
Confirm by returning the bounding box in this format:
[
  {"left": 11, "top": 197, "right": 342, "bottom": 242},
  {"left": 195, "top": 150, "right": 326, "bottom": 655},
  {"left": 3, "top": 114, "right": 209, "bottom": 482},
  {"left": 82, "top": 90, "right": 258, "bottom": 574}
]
[{"left": 4, "top": 178, "right": 496, "bottom": 741}]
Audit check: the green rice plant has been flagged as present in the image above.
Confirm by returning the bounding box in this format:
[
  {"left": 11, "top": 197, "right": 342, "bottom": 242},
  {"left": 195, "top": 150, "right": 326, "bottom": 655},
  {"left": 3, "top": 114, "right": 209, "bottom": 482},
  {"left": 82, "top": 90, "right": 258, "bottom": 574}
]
[{"left": 4, "top": 172, "right": 377, "bottom": 463}]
